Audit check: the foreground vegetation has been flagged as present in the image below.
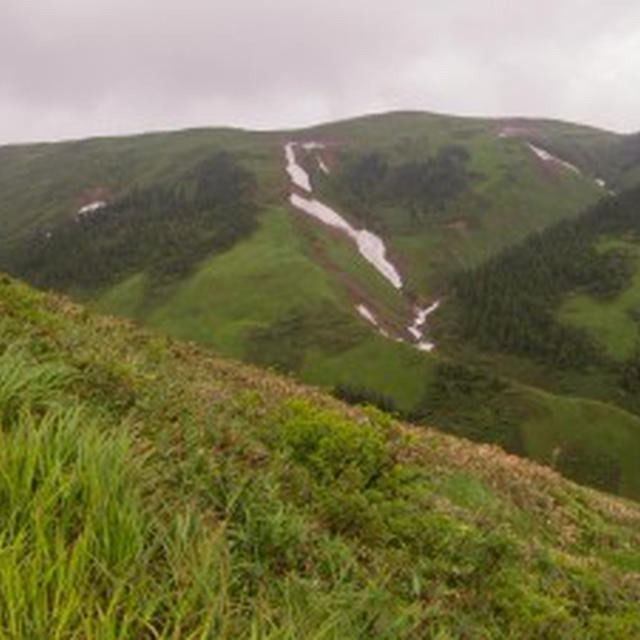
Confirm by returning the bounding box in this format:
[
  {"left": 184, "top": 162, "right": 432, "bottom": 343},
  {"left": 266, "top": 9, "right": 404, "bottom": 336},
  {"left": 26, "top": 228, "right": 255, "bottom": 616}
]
[{"left": 1, "top": 273, "right": 640, "bottom": 637}]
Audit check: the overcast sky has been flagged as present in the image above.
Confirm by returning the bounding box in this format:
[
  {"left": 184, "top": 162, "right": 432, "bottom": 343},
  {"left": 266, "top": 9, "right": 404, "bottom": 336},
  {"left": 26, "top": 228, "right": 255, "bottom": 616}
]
[{"left": 2, "top": 0, "right": 640, "bottom": 144}]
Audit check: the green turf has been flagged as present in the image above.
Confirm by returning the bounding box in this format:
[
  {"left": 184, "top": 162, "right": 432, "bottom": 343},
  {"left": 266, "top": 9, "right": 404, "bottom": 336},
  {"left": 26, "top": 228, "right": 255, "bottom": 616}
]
[
  {"left": 301, "top": 333, "right": 436, "bottom": 411},
  {"left": 559, "top": 239, "right": 640, "bottom": 360},
  {"left": 123, "top": 207, "right": 341, "bottom": 358},
  {"left": 94, "top": 272, "right": 148, "bottom": 318},
  {"left": 94, "top": 206, "right": 436, "bottom": 408},
  {"left": 514, "top": 383, "right": 640, "bottom": 499}
]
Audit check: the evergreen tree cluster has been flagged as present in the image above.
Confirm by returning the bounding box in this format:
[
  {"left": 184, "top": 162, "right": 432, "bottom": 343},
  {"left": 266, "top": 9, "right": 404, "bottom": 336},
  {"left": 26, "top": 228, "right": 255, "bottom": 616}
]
[
  {"left": 451, "top": 185, "right": 640, "bottom": 368},
  {"left": 4, "top": 152, "right": 258, "bottom": 291},
  {"left": 331, "top": 145, "right": 471, "bottom": 223},
  {"left": 332, "top": 383, "right": 398, "bottom": 415},
  {"left": 409, "top": 362, "right": 524, "bottom": 455}
]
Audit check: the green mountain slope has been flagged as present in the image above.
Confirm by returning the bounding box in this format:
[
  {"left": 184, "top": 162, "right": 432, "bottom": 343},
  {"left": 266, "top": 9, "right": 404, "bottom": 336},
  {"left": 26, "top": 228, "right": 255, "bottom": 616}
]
[
  {"left": 446, "top": 183, "right": 640, "bottom": 396},
  {"left": 0, "top": 111, "right": 626, "bottom": 387},
  {"left": 1, "top": 273, "right": 640, "bottom": 637},
  {"left": 308, "top": 111, "right": 618, "bottom": 292},
  {"left": 5, "top": 111, "right": 640, "bottom": 501}
]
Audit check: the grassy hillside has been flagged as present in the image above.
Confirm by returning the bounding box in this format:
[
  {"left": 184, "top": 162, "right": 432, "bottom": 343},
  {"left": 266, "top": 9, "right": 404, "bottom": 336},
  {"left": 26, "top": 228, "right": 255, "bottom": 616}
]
[
  {"left": 407, "top": 359, "right": 640, "bottom": 501},
  {"left": 1, "top": 273, "right": 640, "bottom": 637},
  {"left": 306, "top": 111, "right": 615, "bottom": 293},
  {"left": 0, "top": 111, "right": 624, "bottom": 296},
  {"left": 4, "top": 112, "right": 640, "bottom": 507},
  {"left": 559, "top": 238, "right": 640, "bottom": 361},
  {"left": 445, "top": 184, "right": 640, "bottom": 396},
  {"left": 0, "top": 127, "right": 282, "bottom": 245}
]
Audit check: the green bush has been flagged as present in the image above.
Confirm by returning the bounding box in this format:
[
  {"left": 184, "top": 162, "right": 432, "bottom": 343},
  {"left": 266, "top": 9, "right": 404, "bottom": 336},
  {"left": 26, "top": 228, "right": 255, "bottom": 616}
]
[{"left": 268, "top": 399, "right": 392, "bottom": 488}]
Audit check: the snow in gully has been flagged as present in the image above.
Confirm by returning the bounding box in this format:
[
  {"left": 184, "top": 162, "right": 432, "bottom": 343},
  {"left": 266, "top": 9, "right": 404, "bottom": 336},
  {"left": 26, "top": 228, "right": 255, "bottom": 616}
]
[
  {"left": 284, "top": 142, "right": 438, "bottom": 350},
  {"left": 285, "top": 142, "right": 402, "bottom": 290}
]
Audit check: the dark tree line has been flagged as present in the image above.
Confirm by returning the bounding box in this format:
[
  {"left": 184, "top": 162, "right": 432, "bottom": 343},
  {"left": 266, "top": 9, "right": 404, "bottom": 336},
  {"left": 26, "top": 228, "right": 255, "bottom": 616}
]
[
  {"left": 618, "top": 133, "right": 640, "bottom": 172},
  {"left": 332, "top": 383, "right": 398, "bottom": 415},
  {"left": 451, "top": 185, "right": 640, "bottom": 369},
  {"left": 330, "top": 145, "right": 471, "bottom": 224},
  {"left": 3, "top": 152, "right": 258, "bottom": 291}
]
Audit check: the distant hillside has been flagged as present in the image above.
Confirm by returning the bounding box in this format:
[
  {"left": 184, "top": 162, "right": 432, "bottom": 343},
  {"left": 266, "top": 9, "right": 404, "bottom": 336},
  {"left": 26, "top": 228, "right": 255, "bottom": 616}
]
[
  {"left": 0, "top": 112, "right": 627, "bottom": 391},
  {"left": 4, "top": 111, "right": 640, "bottom": 504},
  {"left": 446, "top": 183, "right": 640, "bottom": 406},
  {"left": 1, "top": 272, "right": 639, "bottom": 637}
]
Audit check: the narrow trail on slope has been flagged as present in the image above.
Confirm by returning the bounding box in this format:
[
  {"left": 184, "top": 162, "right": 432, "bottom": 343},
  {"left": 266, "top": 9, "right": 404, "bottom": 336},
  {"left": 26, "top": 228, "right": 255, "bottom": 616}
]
[{"left": 283, "top": 141, "right": 438, "bottom": 351}]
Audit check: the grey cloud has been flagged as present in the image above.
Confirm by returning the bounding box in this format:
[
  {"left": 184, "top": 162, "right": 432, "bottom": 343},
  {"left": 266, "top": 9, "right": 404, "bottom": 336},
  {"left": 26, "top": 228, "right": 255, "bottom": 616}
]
[{"left": 1, "top": 0, "right": 639, "bottom": 144}]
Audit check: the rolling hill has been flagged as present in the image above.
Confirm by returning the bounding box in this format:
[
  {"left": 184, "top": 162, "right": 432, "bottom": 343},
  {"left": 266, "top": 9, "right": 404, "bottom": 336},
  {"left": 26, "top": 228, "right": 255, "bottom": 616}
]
[
  {"left": 0, "top": 112, "right": 623, "bottom": 381},
  {"left": 3, "top": 110, "right": 640, "bottom": 501}
]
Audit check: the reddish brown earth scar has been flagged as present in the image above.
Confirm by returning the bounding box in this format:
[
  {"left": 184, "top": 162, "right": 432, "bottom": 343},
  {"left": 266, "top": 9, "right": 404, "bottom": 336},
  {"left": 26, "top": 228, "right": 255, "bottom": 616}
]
[
  {"left": 289, "top": 211, "right": 413, "bottom": 340},
  {"left": 497, "top": 126, "right": 567, "bottom": 180},
  {"left": 280, "top": 139, "right": 439, "bottom": 343}
]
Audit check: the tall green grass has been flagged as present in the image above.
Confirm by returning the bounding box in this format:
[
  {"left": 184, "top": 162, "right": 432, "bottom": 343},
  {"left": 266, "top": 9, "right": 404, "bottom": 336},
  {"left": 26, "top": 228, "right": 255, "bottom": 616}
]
[
  {"left": 0, "top": 345, "right": 420, "bottom": 637},
  {"left": 0, "top": 348, "right": 230, "bottom": 637},
  {"left": 0, "top": 288, "right": 639, "bottom": 638}
]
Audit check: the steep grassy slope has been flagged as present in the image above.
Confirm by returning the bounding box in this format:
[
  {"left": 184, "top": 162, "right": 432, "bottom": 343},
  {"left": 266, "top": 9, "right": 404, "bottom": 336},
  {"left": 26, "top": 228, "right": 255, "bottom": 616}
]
[
  {"left": 445, "top": 183, "right": 640, "bottom": 396},
  {"left": 1, "top": 273, "right": 640, "bottom": 637},
  {"left": 308, "top": 112, "right": 615, "bottom": 293},
  {"left": 407, "top": 359, "right": 640, "bottom": 501},
  {"left": 559, "top": 238, "right": 640, "bottom": 361},
  {"left": 0, "top": 127, "right": 282, "bottom": 245},
  {"left": 4, "top": 112, "right": 640, "bottom": 507}
]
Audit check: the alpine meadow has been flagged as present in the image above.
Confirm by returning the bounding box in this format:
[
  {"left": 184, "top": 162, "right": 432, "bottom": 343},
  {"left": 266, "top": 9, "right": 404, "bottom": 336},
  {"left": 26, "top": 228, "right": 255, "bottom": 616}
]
[{"left": 2, "top": 107, "right": 640, "bottom": 637}]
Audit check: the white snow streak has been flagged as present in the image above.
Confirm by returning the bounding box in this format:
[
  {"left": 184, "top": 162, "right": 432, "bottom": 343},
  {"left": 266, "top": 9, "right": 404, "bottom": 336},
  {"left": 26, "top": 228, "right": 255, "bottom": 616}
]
[
  {"left": 289, "top": 193, "right": 351, "bottom": 233},
  {"left": 302, "top": 142, "right": 326, "bottom": 151},
  {"left": 287, "top": 143, "right": 402, "bottom": 289},
  {"left": 356, "top": 304, "right": 378, "bottom": 326},
  {"left": 407, "top": 300, "right": 440, "bottom": 352},
  {"left": 285, "top": 142, "right": 311, "bottom": 192},
  {"left": 77, "top": 200, "right": 106, "bottom": 216},
  {"left": 318, "top": 157, "right": 330, "bottom": 174},
  {"left": 285, "top": 141, "right": 439, "bottom": 350},
  {"left": 526, "top": 143, "right": 581, "bottom": 175}
]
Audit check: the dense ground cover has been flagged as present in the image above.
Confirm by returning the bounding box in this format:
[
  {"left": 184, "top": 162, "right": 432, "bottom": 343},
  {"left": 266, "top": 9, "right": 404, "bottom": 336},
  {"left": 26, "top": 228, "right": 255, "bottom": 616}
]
[{"left": 1, "top": 273, "right": 640, "bottom": 637}]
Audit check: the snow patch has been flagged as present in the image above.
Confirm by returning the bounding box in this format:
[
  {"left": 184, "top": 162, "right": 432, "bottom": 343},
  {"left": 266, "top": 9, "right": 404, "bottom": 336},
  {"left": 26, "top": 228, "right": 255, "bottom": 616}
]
[
  {"left": 318, "top": 157, "right": 330, "bottom": 174},
  {"left": 287, "top": 143, "right": 402, "bottom": 289},
  {"left": 526, "top": 144, "right": 581, "bottom": 175},
  {"left": 285, "top": 142, "right": 311, "bottom": 192},
  {"left": 289, "top": 193, "right": 352, "bottom": 233},
  {"left": 285, "top": 141, "right": 438, "bottom": 349},
  {"left": 407, "top": 300, "right": 440, "bottom": 346},
  {"left": 290, "top": 193, "right": 403, "bottom": 289},
  {"left": 77, "top": 200, "right": 107, "bottom": 216},
  {"left": 595, "top": 177, "right": 606, "bottom": 188},
  {"left": 354, "top": 230, "right": 403, "bottom": 289},
  {"left": 356, "top": 304, "right": 378, "bottom": 327},
  {"left": 302, "top": 142, "right": 326, "bottom": 150}
]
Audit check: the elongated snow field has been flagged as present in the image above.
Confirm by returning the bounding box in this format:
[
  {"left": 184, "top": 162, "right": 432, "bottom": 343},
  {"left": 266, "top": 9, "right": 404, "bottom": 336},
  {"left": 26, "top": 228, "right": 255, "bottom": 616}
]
[{"left": 284, "top": 141, "right": 438, "bottom": 348}]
